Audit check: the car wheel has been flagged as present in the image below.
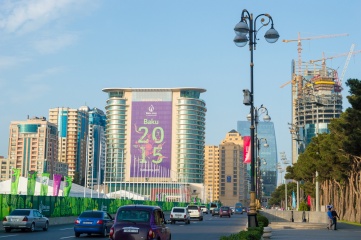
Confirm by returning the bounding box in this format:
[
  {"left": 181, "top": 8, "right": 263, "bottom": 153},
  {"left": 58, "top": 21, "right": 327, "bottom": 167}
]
[
  {"left": 220, "top": 215, "right": 222, "bottom": 218},
  {"left": 30, "top": 223, "right": 35, "bottom": 232},
  {"left": 5, "top": 228, "right": 11, "bottom": 233},
  {"left": 43, "top": 221, "right": 49, "bottom": 231},
  {"left": 188, "top": 219, "right": 191, "bottom": 224},
  {"left": 75, "top": 232, "right": 80, "bottom": 238},
  {"left": 102, "top": 227, "right": 107, "bottom": 237}
]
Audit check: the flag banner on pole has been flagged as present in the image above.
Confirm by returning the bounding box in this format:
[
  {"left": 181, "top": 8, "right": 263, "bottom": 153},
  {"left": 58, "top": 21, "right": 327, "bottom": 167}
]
[
  {"left": 63, "top": 176, "right": 72, "bottom": 197},
  {"left": 11, "top": 168, "right": 21, "bottom": 195},
  {"left": 243, "top": 136, "right": 251, "bottom": 164},
  {"left": 27, "top": 171, "right": 37, "bottom": 195},
  {"left": 292, "top": 191, "right": 296, "bottom": 209},
  {"left": 53, "top": 174, "right": 62, "bottom": 196},
  {"left": 40, "top": 173, "right": 50, "bottom": 196},
  {"left": 307, "top": 195, "right": 311, "bottom": 206}
]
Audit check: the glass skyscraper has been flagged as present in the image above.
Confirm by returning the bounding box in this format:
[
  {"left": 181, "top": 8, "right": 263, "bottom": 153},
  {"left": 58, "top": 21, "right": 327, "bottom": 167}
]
[{"left": 237, "top": 121, "right": 278, "bottom": 204}]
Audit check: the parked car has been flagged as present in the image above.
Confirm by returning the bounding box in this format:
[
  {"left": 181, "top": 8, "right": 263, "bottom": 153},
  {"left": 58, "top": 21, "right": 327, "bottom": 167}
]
[
  {"left": 230, "top": 207, "right": 235, "bottom": 215},
  {"left": 2, "top": 209, "right": 49, "bottom": 232},
  {"left": 74, "top": 210, "right": 114, "bottom": 237},
  {"left": 211, "top": 208, "right": 220, "bottom": 216},
  {"left": 170, "top": 207, "right": 190, "bottom": 224},
  {"left": 109, "top": 205, "right": 171, "bottom": 240},
  {"left": 187, "top": 205, "right": 203, "bottom": 221},
  {"left": 199, "top": 205, "right": 209, "bottom": 214},
  {"left": 219, "top": 206, "right": 231, "bottom": 218}
]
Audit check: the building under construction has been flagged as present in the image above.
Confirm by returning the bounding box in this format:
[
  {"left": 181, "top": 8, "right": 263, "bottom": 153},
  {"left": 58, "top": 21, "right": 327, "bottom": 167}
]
[{"left": 290, "top": 59, "right": 343, "bottom": 163}]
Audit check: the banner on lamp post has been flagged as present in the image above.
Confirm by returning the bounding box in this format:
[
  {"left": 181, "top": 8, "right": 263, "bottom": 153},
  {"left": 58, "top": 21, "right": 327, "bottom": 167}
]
[
  {"left": 40, "top": 173, "right": 50, "bottom": 196},
  {"left": 63, "top": 176, "right": 72, "bottom": 197},
  {"left": 27, "top": 171, "right": 37, "bottom": 195},
  {"left": 11, "top": 168, "right": 21, "bottom": 195},
  {"left": 243, "top": 136, "right": 251, "bottom": 164},
  {"left": 53, "top": 174, "right": 62, "bottom": 196}
]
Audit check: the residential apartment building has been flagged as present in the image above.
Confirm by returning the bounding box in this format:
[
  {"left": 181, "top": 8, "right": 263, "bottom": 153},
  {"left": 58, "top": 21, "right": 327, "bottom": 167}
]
[
  {"left": 102, "top": 87, "right": 207, "bottom": 201},
  {"left": 49, "top": 107, "right": 89, "bottom": 182},
  {"left": 204, "top": 145, "right": 219, "bottom": 202},
  {"left": 0, "top": 156, "right": 14, "bottom": 181},
  {"left": 7, "top": 117, "right": 58, "bottom": 177},
  {"left": 219, "top": 130, "right": 248, "bottom": 206}
]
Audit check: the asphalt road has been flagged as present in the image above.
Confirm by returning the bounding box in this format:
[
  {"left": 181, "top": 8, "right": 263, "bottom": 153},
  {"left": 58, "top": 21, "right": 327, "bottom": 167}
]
[{"left": 0, "top": 212, "right": 248, "bottom": 240}]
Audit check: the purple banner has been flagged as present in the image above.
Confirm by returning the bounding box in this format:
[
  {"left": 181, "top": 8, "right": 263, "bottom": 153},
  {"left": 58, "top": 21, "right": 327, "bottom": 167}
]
[
  {"left": 53, "top": 174, "right": 62, "bottom": 196},
  {"left": 131, "top": 101, "right": 172, "bottom": 178}
]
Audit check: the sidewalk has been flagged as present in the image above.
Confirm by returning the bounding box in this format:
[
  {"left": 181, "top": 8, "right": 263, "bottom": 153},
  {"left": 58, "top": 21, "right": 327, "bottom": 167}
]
[{"left": 268, "top": 221, "right": 361, "bottom": 240}]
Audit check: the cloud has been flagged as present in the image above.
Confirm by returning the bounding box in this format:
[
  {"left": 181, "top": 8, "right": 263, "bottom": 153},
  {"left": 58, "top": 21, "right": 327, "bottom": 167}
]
[
  {"left": 0, "top": 56, "right": 30, "bottom": 70},
  {"left": 24, "top": 66, "right": 66, "bottom": 82},
  {"left": 33, "top": 34, "right": 78, "bottom": 54}
]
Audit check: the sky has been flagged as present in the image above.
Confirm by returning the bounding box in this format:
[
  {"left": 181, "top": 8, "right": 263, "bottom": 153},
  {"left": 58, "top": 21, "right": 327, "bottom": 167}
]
[{"left": 1, "top": 0, "right": 360, "bottom": 173}]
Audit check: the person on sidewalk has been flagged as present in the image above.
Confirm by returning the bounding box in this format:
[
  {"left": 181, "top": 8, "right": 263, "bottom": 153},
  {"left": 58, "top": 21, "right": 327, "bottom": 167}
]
[
  {"left": 327, "top": 207, "right": 333, "bottom": 230},
  {"left": 331, "top": 207, "right": 340, "bottom": 230}
]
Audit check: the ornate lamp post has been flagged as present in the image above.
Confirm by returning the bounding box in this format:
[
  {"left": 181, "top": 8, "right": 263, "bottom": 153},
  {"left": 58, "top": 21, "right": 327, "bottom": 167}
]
[{"left": 234, "top": 9, "right": 279, "bottom": 227}]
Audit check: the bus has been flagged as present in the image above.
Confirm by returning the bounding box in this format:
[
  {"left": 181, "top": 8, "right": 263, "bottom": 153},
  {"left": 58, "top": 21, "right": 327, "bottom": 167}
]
[
  {"left": 209, "top": 202, "right": 219, "bottom": 214},
  {"left": 235, "top": 202, "right": 244, "bottom": 214}
]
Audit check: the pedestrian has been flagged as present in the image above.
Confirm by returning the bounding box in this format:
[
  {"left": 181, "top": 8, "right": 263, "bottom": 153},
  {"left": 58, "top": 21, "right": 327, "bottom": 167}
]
[
  {"left": 331, "top": 207, "right": 340, "bottom": 230},
  {"left": 327, "top": 207, "right": 333, "bottom": 230}
]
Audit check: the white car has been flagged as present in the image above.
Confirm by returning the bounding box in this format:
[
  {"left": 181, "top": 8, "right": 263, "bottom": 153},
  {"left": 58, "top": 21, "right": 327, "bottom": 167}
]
[
  {"left": 187, "top": 205, "right": 203, "bottom": 221},
  {"left": 200, "top": 205, "right": 209, "bottom": 214},
  {"left": 170, "top": 207, "right": 190, "bottom": 224}
]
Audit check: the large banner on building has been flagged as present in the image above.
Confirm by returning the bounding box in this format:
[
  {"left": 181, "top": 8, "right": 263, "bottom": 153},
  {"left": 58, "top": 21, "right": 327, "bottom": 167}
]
[
  {"left": 63, "top": 176, "right": 72, "bottom": 197},
  {"left": 27, "top": 171, "right": 37, "bottom": 196},
  {"left": 130, "top": 101, "right": 172, "bottom": 178},
  {"left": 243, "top": 136, "right": 251, "bottom": 164},
  {"left": 40, "top": 173, "right": 50, "bottom": 196},
  {"left": 11, "top": 169, "right": 21, "bottom": 195}
]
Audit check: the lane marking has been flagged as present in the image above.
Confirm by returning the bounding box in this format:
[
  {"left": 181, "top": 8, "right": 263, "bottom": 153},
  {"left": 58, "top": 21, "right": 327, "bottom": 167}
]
[
  {"left": 59, "top": 228, "right": 74, "bottom": 230},
  {"left": 0, "top": 235, "right": 19, "bottom": 238},
  {"left": 60, "top": 236, "right": 75, "bottom": 239}
]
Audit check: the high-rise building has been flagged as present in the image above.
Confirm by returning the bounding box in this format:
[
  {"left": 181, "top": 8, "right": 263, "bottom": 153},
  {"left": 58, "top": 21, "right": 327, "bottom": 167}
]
[
  {"left": 204, "top": 145, "right": 219, "bottom": 202},
  {"left": 49, "top": 107, "right": 89, "bottom": 182},
  {"left": 0, "top": 156, "right": 13, "bottom": 181},
  {"left": 218, "top": 130, "right": 248, "bottom": 206},
  {"left": 85, "top": 107, "right": 107, "bottom": 189},
  {"left": 7, "top": 116, "right": 58, "bottom": 177},
  {"left": 237, "top": 121, "right": 278, "bottom": 204},
  {"left": 102, "top": 88, "right": 207, "bottom": 201}
]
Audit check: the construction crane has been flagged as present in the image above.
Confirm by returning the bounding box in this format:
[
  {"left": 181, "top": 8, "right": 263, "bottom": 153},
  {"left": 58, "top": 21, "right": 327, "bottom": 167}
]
[{"left": 283, "top": 32, "right": 349, "bottom": 76}]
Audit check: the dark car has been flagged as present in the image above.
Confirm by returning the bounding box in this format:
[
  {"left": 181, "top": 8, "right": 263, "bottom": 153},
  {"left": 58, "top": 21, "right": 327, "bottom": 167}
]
[
  {"left": 2, "top": 209, "right": 49, "bottom": 232},
  {"left": 74, "top": 210, "right": 114, "bottom": 237},
  {"left": 109, "top": 205, "right": 171, "bottom": 240},
  {"left": 211, "top": 208, "right": 220, "bottom": 216},
  {"left": 219, "top": 206, "right": 231, "bottom": 218}
]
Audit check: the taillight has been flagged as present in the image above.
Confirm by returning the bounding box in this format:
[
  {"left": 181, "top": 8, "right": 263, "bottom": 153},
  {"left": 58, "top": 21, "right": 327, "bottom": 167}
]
[
  {"left": 198, "top": 208, "right": 200, "bottom": 212},
  {"left": 170, "top": 214, "right": 173, "bottom": 218},
  {"left": 96, "top": 220, "right": 103, "bottom": 224},
  {"left": 109, "top": 227, "right": 114, "bottom": 239},
  {"left": 183, "top": 215, "right": 186, "bottom": 219},
  {"left": 22, "top": 216, "right": 28, "bottom": 222},
  {"left": 3, "top": 217, "right": 7, "bottom": 222},
  {"left": 74, "top": 219, "right": 80, "bottom": 224},
  {"left": 148, "top": 229, "right": 155, "bottom": 239}
]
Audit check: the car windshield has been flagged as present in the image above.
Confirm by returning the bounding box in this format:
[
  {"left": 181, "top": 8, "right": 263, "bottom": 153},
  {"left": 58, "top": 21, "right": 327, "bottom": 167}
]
[
  {"left": 173, "top": 208, "right": 185, "bottom": 213},
  {"left": 79, "top": 211, "right": 103, "bottom": 218},
  {"left": 200, "top": 206, "right": 206, "bottom": 208},
  {"left": 117, "top": 210, "right": 150, "bottom": 222},
  {"left": 187, "top": 206, "right": 198, "bottom": 210},
  {"left": 10, "top": 210, "right": 30, "bottom": 216},
  {"left": 221, "top": 207, "right": 229, "bottom": 210}
]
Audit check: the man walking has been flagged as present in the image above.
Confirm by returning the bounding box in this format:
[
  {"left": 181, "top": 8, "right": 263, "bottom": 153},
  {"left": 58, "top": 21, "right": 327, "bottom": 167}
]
[
  {"left": 331, "top": 207, "right": 340, "bottom": 230},
  {"left": 327, "top": 207, "right": 333, "bottom": 230}
]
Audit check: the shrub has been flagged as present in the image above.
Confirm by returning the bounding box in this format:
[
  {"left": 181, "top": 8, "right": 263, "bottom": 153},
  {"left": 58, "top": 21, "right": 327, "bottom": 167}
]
[
  {"left": 220, "top": 227, "right": 263, "bottom": 240},
  {"left": 299, "top": 201, "right": 310, "bottom": 211},
  {"left": 257, "top": 214, "right": 269, "bottom": 227}
]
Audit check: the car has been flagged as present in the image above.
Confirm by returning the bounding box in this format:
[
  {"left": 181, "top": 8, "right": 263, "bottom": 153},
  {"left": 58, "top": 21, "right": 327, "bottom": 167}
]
[
  {"left": 211, "top": 207, "right": 220, "bottom": 216},
  {"left": 230, "top": 207, "right": 235, "bottom": 215},
  {"left": 74, "top": 210, "right": 114, "bottom": 238},
  {"left": 219, "top": 206, "right": 231, "bottom": 218},
  {"left": 170, "top": 207, "right": 190, "bottom": 224},
  {"left": 187, "top": 205, "right": 203, "bottom": 221},
  {"left": 199, "top": 205, "right": 209, "bottom": 214},
  {"left": 2, "top": 209, "right": 49, "bottom": 232},
  {"left": 109, "top": 205, "right": 171, "bottom": 240}
]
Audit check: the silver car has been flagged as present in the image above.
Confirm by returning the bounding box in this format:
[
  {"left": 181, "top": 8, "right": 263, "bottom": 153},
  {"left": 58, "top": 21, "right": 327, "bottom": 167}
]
[{"left": 2, "top": 209, "right": 49, "bottom": 232}]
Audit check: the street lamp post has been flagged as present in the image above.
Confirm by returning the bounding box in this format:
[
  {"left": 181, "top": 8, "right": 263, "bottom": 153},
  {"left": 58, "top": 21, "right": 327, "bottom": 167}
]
[{"left": 234, "top": 9, "right": 279, "bottom": 228}]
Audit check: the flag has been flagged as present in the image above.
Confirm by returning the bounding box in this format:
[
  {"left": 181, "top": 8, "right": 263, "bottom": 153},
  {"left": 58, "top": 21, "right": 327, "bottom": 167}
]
[
  {"left": 40, "top": 173, "right": 50, "bottom": 196},
  {"left": 63, "top": 176, "right": 72, "bottom": 197},
  {"left": 27, "top": 171, "right": 37, "bottom": 195},
  {"left": 292, "top": 191, "right": 296, "bottom": 209},
  {"left": 243, "top": 136, "right": 251, "bottom": 163},
  {"left": 53, "top": 174, "right": 62, "bottom": 196},
  {"left": 11, "top": 168, "right": 21, "bottom": 195},
  {"left": 307, "top": 195, "right": 311, "bottom": 206}
]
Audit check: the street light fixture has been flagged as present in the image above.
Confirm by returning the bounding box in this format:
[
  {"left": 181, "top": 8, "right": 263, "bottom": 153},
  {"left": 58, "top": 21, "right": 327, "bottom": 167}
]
[{"left": 234, "top": 9, "right": 279, "bottom": 228}]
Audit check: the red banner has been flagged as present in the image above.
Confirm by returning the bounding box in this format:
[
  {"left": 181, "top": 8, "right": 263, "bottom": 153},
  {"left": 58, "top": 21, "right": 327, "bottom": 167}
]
[{"left": 243, "top": 136, "right": 251, "bottom": 164}]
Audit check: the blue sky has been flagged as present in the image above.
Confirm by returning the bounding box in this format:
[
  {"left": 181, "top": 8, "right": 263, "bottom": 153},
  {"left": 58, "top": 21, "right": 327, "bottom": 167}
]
[{"left": 1, "top": 0, "right": 360, "bottom": 172}]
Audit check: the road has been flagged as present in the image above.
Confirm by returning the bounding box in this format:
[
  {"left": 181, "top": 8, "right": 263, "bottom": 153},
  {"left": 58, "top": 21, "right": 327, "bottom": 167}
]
[{"left": 0, "top": 212, "right": 248, "bottom": 240}]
